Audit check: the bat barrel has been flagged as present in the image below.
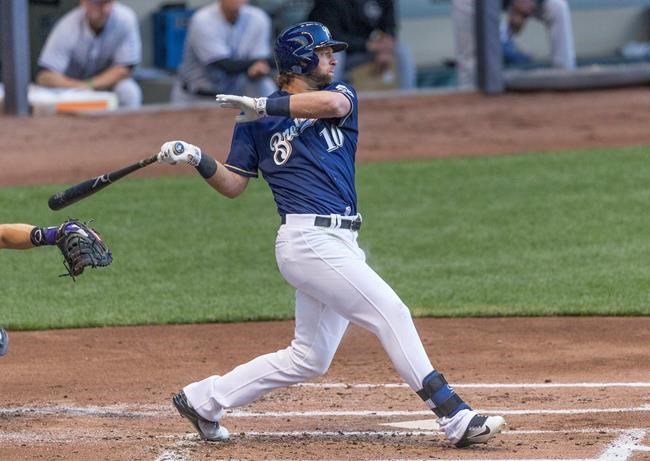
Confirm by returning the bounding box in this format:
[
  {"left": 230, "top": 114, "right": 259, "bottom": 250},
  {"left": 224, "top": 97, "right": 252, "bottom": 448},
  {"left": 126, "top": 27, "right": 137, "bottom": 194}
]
[
  {"left": 48, "top": 192, "right": 69, "bottom": 211},
  {"left": 46, "top": 154, "right": 158, "bottom": 211},
  {"left": 47, "top": 176, "right": 110, "bottom": 211}
]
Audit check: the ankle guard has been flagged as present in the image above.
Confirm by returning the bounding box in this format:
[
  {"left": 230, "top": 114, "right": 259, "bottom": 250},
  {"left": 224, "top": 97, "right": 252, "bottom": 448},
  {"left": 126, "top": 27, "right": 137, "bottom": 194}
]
[{"left": 417, "top": 370, "right": 471, "bottom": 418}]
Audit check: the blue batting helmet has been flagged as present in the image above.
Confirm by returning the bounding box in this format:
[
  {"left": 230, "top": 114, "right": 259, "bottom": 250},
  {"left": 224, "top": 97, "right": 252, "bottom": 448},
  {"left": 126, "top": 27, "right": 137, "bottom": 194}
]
[{"left": 274, "top": 22, "right": 348, "bottom": 75}]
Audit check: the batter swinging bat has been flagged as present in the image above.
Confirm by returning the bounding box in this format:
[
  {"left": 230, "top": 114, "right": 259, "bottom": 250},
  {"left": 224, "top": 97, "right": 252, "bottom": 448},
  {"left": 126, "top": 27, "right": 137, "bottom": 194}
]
[{"left": 48, "top": 153, "right": 159, "bottom": 211}]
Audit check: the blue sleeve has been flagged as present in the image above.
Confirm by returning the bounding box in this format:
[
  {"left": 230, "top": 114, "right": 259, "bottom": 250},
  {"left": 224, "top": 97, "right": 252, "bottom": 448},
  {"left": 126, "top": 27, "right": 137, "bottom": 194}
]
[
  {"left": 224, "top": 123, "right": 259, "bottom": 177},
  {"left": 326, "top": 82, "right": 358, "bottom": 128}
]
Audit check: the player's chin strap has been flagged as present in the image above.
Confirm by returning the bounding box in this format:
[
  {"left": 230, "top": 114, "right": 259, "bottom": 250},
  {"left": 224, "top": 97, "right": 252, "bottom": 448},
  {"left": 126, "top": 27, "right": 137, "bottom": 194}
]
[{"left": 416, "top": 370, "right": 472, "bottom": 418}]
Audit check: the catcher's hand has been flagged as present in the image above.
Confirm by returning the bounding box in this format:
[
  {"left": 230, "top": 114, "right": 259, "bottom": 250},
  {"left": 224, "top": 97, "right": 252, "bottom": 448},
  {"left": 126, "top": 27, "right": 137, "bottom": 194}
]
[
  {"left": 56, "top": 219, "right": 112, "bottom": 280},
  {"left": 215, "top": 94, "right": 267, "bottom": 123}
]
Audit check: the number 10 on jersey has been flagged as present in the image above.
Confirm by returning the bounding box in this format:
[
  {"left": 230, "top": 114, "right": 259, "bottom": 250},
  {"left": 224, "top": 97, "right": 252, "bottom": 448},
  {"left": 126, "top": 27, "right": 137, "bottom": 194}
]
[{"left": 319, "top": 125, "right": 344, "bottom": 152}]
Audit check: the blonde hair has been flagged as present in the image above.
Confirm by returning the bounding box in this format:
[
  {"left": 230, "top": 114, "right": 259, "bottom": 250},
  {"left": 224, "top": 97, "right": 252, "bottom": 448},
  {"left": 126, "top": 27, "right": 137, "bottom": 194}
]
[{"left": 276, "top": 72, "right": 295, "bottom": 90}]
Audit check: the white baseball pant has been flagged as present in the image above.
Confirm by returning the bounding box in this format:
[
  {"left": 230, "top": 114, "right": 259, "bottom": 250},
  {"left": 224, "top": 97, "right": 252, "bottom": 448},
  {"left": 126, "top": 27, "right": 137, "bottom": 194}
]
[{"left": 183, "top": 214, "right": 477, "bottom": 443}]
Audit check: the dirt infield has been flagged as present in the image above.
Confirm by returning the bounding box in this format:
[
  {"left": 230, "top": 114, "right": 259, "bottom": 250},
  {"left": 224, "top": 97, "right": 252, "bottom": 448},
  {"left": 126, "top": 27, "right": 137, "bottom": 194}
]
[
  {"left": 2, "top": 87, "right": 650, "bottom": 187},
  {"left": 1, "top": 88, "right": 650, "bottom": 460},
  {"left": 2, "top": 319, "right": 650, "bottom": 460}
]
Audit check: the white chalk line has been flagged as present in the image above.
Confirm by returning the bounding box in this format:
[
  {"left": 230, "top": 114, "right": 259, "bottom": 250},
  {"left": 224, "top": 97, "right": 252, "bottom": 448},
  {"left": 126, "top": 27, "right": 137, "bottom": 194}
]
[
  {"left": 226, "top": 406, "right": 650, "bottom": 417},
  {"left": 1, "top": 426, "right": 647, "bottom": 461},
  {"left": 153, "top": 430, "right": 649, "bottom": 461},
  {"left": 2, "top": 382, "right": 648, "bottom": 460},
  {"left": 2, "top": 381, "right": 647, "bottom": 419},
  {"left": 2, "top": 404, "right": 650, "bottom": 418},
  {"left": 296, "top": 382, "right": 650, "bottom": 389},
  {"left": 0, "top": 427, "right": 643, "bottom": 442}
]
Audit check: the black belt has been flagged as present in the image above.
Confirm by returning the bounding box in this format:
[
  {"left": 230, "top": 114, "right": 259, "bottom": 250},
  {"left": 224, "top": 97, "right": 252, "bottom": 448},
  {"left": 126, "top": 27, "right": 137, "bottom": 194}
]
[{"left": 281, "top": 215, "right": 362, "bottom": 231}]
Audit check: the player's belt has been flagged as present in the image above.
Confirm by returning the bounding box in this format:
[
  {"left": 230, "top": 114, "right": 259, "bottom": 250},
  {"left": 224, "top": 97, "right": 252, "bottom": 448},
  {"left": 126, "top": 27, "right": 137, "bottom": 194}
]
[{"left": 281, "top": 215, "right": 362, "bottom": 231}]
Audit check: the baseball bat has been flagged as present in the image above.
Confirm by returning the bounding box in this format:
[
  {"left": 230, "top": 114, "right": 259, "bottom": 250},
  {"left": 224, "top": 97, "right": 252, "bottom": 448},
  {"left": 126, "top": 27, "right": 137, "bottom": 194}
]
[{"left": 48, "top": 153, "right": 159, "bottom": 211}]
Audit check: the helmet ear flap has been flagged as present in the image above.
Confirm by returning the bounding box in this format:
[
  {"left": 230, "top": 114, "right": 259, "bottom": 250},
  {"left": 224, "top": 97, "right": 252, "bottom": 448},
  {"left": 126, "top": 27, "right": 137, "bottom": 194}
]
[{"left": 299, "top": 52, "right": 319, "bottom": 75}]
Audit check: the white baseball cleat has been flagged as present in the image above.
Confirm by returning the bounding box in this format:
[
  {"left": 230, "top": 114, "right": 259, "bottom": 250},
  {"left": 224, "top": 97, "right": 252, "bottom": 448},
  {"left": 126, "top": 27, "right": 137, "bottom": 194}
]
[
  {"left": 455, "top": 414, "right": 506, "bottom": 448},
  {"left": 172, "top": 391, "right": 229, "bottom": 442}
]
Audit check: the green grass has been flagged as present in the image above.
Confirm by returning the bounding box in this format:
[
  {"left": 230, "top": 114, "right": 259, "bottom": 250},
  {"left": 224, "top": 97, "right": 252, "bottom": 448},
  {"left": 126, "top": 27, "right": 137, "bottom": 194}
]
[{"left": 1, "top": 146, "right": 649, "bottom": 329}]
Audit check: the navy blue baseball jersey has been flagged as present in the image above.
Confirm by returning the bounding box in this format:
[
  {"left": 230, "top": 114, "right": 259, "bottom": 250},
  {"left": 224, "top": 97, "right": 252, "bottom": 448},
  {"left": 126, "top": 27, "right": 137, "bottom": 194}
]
[{"left": 224, "top": 82, "right": 359, "bottom": 217}]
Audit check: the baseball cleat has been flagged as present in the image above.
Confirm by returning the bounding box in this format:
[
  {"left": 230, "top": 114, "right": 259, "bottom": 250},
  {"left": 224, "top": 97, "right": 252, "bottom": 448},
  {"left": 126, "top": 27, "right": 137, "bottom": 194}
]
[
  {"left": 455, "top": 414, "right": 506, "bottom": 448},
  {"left": 0, "top": 327, "right": 8, "bottom": 357},
  {"left": 172, "top": 390, "right": 229, "bottom": 442}
]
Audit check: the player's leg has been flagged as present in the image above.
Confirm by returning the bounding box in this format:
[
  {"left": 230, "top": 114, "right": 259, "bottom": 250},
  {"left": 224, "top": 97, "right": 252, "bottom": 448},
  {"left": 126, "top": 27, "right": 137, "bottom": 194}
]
[
  {"left": 276, "top": 222, "right": 505, "bottom": 446},
  {"left": 113, "top": 78, "right": 142, "bottom": 108},
  {"left": 452, "top": 0, "right": 477, "bottom": 89},
  {"left": 0, "top": 327, "right": 8, "bottom": 357},
  {"left": 538, "top": 0, "right": 576, "bottom": 69},
  {"left": 394, "top": 41, "right": 417, "bottom": 90},
  {"left": 180, "top": 289, "right": 348, "bottom": 423}
]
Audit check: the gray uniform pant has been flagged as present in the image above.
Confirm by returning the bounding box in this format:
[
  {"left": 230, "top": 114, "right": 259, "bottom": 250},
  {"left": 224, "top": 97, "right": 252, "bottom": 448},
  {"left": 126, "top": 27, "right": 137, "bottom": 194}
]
[
  {"left": 114, "top": 78, "right": 142, "bottom": 108},
  {"left": 453, "top": 0, "right": 576, "bottom": 89}
]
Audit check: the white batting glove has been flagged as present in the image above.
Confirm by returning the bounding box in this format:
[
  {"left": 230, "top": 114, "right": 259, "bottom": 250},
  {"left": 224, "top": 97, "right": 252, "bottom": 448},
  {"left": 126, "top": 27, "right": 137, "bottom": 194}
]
[
  {"left": 216, "top": 94, "right": 267, "bottom": 123},
  {"left": 158, "top": 141, "right": 202, "bottom": 166}
]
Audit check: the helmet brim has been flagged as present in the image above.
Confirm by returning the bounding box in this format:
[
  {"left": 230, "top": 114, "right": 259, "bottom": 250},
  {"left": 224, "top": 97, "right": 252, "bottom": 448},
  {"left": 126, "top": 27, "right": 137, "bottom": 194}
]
[{"left": 315, "top": 40, "right": 348, "bottom": 53}]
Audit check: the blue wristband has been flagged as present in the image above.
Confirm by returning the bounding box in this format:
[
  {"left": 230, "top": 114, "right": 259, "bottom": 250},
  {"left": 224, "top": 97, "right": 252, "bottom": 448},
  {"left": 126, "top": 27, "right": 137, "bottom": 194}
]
[
  {"left": 266, "top": 96, "right": 291, "bottom": 117},
  {"left": 196, "top": 154, "right": 218, "bottom": 179}
]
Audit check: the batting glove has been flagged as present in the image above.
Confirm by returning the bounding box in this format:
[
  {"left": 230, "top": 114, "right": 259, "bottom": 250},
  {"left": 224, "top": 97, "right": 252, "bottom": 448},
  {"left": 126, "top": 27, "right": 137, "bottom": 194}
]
[
  {"left": 158, "top": 141, "right": 202, "bottom": 166},
  {"left": 216, "top": 94, "right": 267, "bottom": 123}
]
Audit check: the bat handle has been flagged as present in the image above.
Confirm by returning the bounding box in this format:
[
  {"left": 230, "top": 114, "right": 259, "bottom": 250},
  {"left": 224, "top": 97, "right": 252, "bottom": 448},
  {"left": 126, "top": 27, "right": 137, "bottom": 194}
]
[{"left": 142, "top": 153, "right": 160, "bottom": 166}]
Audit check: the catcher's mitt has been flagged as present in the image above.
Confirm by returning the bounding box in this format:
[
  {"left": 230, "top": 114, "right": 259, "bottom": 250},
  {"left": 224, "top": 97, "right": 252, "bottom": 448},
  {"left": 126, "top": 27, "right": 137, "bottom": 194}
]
[{"left": 56, "top": 219, "right": 112, "bottom": 280}]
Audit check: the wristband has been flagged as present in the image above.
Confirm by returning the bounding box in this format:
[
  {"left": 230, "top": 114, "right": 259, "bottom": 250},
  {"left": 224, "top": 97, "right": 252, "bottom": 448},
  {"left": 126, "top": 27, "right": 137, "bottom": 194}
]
[
  {"left": 265, "top": 96, "right": 291, "bottom": 117},
  {"left": 86, "top": 78, "right": 95, "bottom": 89},
  {"left": 30, "top": 226, "right": 58, "bottom": 246},
  {"left": 196, "top": 154, "right": 218, "bottom": 179}
]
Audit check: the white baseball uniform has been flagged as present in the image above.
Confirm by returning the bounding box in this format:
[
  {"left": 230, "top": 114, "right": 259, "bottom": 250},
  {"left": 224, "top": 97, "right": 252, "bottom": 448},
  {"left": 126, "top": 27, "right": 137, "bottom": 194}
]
[
  {"left": 165, "top": 21, "right": 505, "bottom": 447},
  {"left": 180, "top": 80, "right": 482, "bottom": 444}
]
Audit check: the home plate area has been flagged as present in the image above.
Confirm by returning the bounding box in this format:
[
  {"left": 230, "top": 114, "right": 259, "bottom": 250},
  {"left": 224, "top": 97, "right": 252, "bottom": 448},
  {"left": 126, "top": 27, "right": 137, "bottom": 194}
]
[
  {"left": 156, "top": 380, "right": 650, "bottom": 460},
  {"left": 1, "top": 380, "right": 650, "bottom": 460}
]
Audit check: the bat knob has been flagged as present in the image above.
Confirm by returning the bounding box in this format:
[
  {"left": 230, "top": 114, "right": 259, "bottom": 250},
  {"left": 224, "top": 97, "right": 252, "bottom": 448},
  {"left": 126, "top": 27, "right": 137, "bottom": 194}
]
[{"left": 173, "top": 142, "right": 185, "bottom": 154}]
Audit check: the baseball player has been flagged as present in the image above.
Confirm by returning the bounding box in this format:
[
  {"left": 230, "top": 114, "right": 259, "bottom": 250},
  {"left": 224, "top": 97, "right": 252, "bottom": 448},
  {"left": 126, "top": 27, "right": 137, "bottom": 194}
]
[
  {"left": 36, "top": 0, "right": 142, "bottom": 108},
  {"left": 158, "top": 22, "right": 506, "bottom": 448},
  {"left": 0, "top": 221, "right": 112, "bottom": 356},
  {"left": 171, "top": 0, "right": 277, "bottom": 104},
  {"left": 453, "top": 0, "right": 575, "bottom": 89}
]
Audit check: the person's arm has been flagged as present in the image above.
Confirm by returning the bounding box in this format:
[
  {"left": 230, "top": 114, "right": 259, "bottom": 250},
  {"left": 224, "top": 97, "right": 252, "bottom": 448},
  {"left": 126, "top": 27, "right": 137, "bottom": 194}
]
[
  {"left": 36, "top": 64, "right": 132, "bottom": 90},
  {"left": 215, "top": 90, "right": 351, "bottom": 123},
  {"left": 209, "top": 57, "right": 273, "bottom": 76},
  {"left": 203, "top": 161, "right": 250, "bottom": 198},
  {"left": 85, "top": 65, "right": 132, "bottom": 90},
  {"left": 157, "top": 142, "right": 249, "bottom": 199},
  {"left": 35, "top": 69, "right": 88, "bottom": 89},
  {"left": 508, "top": 0, "right": 536, "bottom": 33},
  {"left": 286, "top": 91, "right": 351, "bottom": 119},
  {"left": 0, "top": 224, "right": 36, "bottom": 250}
]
